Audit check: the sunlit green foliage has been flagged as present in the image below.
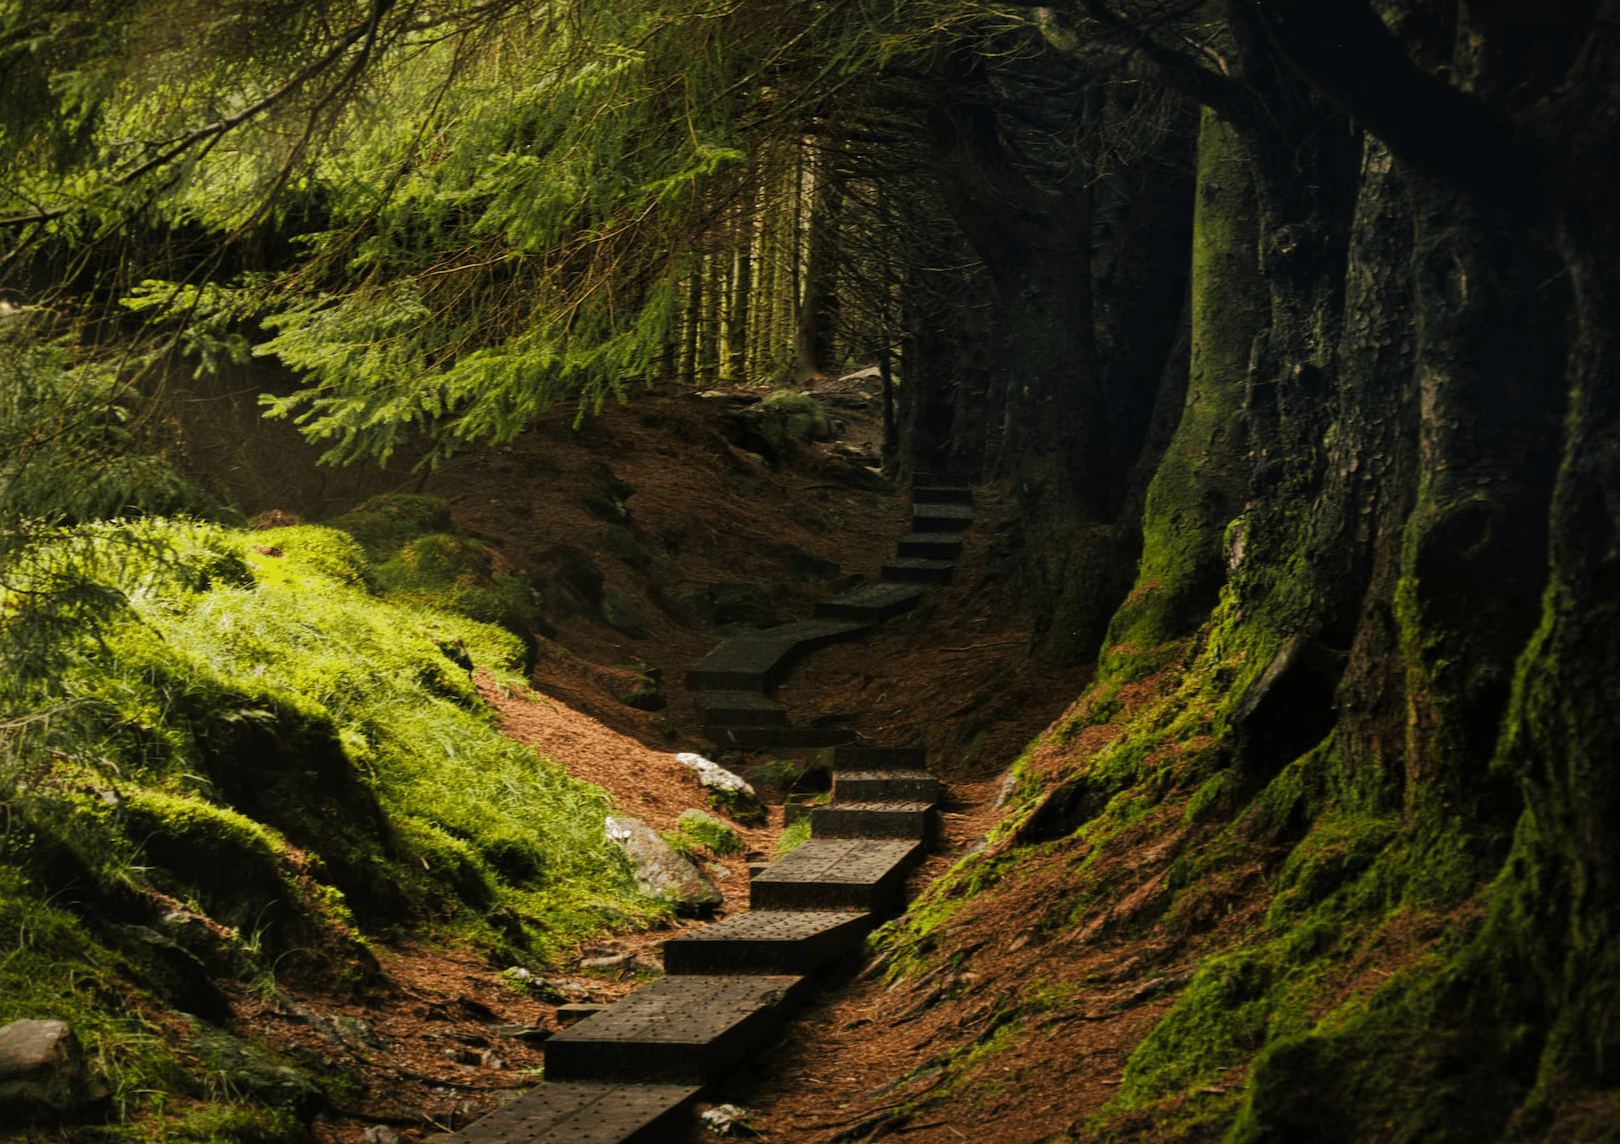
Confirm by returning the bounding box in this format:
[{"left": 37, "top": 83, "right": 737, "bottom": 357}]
[
  {"left": 4, "top": 517, "right": 652, "bottom": 947},
  {"left": 1, "top": 0, "right": 904, "bottom": 468}
]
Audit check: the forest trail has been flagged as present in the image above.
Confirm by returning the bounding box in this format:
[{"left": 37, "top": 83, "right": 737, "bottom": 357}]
[
  {"left": 438, "top": 475, "right": 976, "bottom": 1141},
  {"left": 217, "top": 377, "right": 1089, "bottom": 1143}
]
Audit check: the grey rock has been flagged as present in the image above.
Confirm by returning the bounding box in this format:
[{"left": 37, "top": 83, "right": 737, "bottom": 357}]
[
  {"left": 186, "top": 1024, "right": 322, "bottom": 1118},
  {"left": 708, "top": 582, "right": 784, "bottom": 627},
  {"left": 600, "top": 589, "right": 651, "bottom": 638},
  {"left": 0, "top": 1019, "right": 99, "bottom": 1116},
  {"left": 322, "top": 1014, "right": 383, "bottom": 1049},
  {"left": 600, "top": 524, "right": 654, "bottom": 571},
  {"left": 604, "top": 815, "right": 722, "bottom": 914},
  {"left": 527, "top": 546, "right": 606, "bottom": 617},
  {"left": 651, "top": 584, "right": 715, "bottom": 628}
]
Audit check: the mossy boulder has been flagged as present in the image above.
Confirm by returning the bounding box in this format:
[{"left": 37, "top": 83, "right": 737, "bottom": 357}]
[
  {"left": 672, "top": 809, "right": 744, "bottom": 857},
  {"left": 759, "top": 389, "right": 833, "bottom": 448},
  {"left": 185, "top": 1024, "right": 323, "bottom": 1119},
  {"left": 326, "top": 494, "right": 452, "bottom": 558}
]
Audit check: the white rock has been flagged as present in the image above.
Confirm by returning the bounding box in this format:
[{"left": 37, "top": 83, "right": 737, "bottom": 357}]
[
  {"left": 675, "top": 752, "right": 755, "bottom": 795},
  {"left": 701, "top": 1103, "right": 752, "bottom": 1134}
]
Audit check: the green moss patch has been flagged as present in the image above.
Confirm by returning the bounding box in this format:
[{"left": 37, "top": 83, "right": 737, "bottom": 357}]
[{"left": 669, "top": 809, "right": 744, "bottom": 857}]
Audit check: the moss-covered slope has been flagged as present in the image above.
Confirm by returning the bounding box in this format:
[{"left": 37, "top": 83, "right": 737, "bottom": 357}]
[{"left": 0, "top": 517, "right": 661, "bottom": 1135}]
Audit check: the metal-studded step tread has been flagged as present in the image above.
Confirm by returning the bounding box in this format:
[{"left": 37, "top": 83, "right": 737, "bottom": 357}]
[
  {"left": 811, "top": 800, "right": 934, "bottom": 840},
  {"left": 695, "top": 692, "right": 786, "bottom": 728},
  {"left": 813, "top": 581, "right": 928, "bottom": 623},
  {"left": 543, "top": 974, "right": 807, "bottom": 1085},
  {"left": 686, "top": 620, "right": 871, "bottom": 691},
  {"left": 833, "top": 769, "right": 942, "bottom": 804},
  {"left": 911, "top": 502, "right": 974, "bottom": 532},
  {"left": 831, "top": 745, "right": 928, "bottom": 771},
  {"left": 708, "top": 725, "right": 857, "bottom": 750},
  {"left": 896, "top": 532, "right": 964, "bottom": 560},
  {"left": 750, "top": 838, "right": 922, "bottom": 912},
  {"left": 662, "top": 910, "right": 872, "bottom": 976},
  {"left": 437, "top": 1081, "right": 700, "bottom": 1144},
  {"left": 881, "top": 557, "right": 954, "bottom": 584}
]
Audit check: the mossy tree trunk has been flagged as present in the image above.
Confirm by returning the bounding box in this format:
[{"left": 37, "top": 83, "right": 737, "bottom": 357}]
[
  {"left": 1067, "top": 0, "right": 1616, "bottom": 1137},
  {"left": 1106, "top": 106, "right": 1263, "bottom": 662}
]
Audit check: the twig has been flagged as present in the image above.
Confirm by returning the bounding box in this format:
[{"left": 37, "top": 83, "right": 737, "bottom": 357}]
[{"left": 387, "top": 1066, "right": 527, "bottom": 1092}]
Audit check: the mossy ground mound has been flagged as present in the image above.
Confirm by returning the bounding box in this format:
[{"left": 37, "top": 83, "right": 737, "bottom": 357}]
[{"left": 0, "top": 517, "right": 667, "bottom": 1137}]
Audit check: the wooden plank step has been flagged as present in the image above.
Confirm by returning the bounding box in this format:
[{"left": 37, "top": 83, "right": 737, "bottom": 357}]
[
  {"left": 708, "top": 725, "right": 857, "bottom": 750},
  {"left": 662, "top": 910, "right": 872, "bottom": 976},
  {"left": 694, "top": 692, "right": 786, "bottom": 728},
  {"left": 881, "top": 558, "right": 954, "bottom": 585},
  {"left": 813, "top": 582, "right": 927, "bottom": 623},
  {"left": 831, "top": 745, "right": 928, "bottom": 771},
  {"left": 543, "top": 975, "right": 807, "bottom": 1085},
  {"left": 833, "top": 769, "right": 941, "bottom": 804},
  {"left": 750, "top": 838, "right": 922, "bottom": 912},
  {"left": 685, "top": 620, "right": 870, "bottom": 691},
  {"left": 912, "top": 470, "right": 976, "bottom": 489},
  {"left": 895, "top": 532, "right": 964, "bottom": 560},
  {"left": 811, "top": 801, "right": 934, "bottom": 840},
  {"left": 911, "top": 503, "right": 974, "bottom": 532},
  {"left": 911, "top": 485, "right": 974, "bottom": 505},
  {"left": 435, "top": 1080, "right": 701, "bottom": 1144}
]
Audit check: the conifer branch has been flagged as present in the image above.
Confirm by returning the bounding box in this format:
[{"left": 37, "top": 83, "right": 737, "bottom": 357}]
[{"left": 0, "top": 0, "right": 396, "bottom": 231}]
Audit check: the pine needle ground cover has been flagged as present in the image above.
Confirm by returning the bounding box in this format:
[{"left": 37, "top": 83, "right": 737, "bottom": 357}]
[{"left": 0, "top": 518, "right": 659, "bottom": 1134}]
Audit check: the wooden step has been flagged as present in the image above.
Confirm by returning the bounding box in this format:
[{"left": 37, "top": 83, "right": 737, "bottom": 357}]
[
  {"left": 662, "top": 910, "right": 872, "bottom": 976},
  {"left": 694, "top": 692, "right": 786, "bottom": 728},
  {"left": 543, "top": 974, "right": 808, "bottom": 1085},
  {"left": 830, "top": 745, "right": 928, "bottom": 771},
  {"left": 813, "top": 582, "right": 927, "bottom": 623},
  {"left": 811, "top": 801, "right": 934, "bottom": 840},
  {"left": 437, "top": 1081, "right": 700, "bottom": 1143},
  {"left": 708, "top": 725, "right": 857, "bottom": 750},
  {"left": 911, "top": 503, "right": 974, "bottom": 532},
  {"left": 880, "top": 558, "right": 954, "bottom": 585},
  {"left": 685, "top": 619, "right": 871, "bottom": 691},
  {"left": 749, "top": 838, "right": 922, "bottom": 913},
  {"left": 895, "top": 532, "right": 964, "bottom": 560},
  {"left": 833, "top": 769, "right": 941, "bottom": 804}
]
